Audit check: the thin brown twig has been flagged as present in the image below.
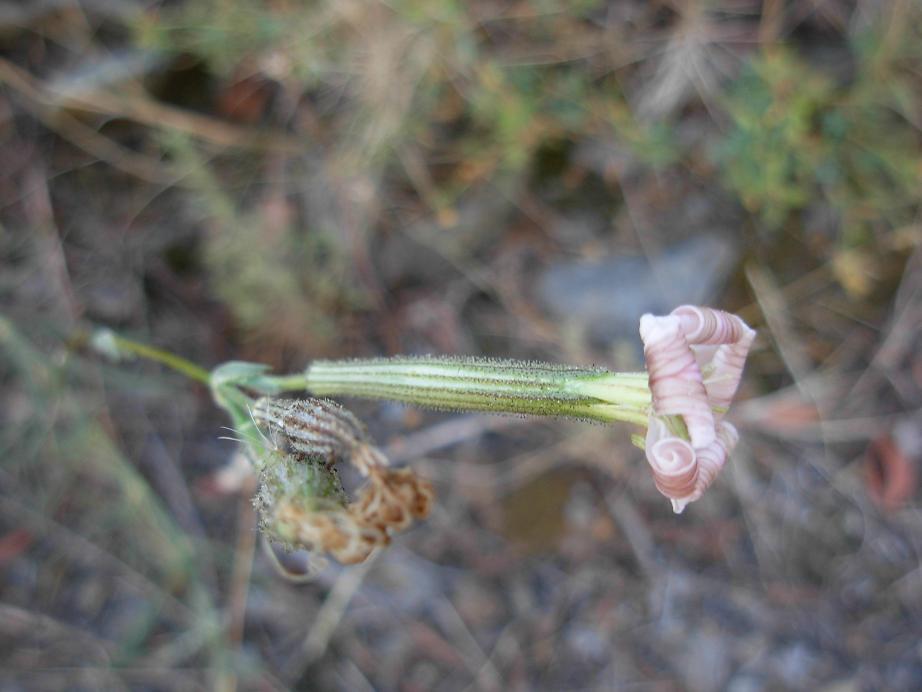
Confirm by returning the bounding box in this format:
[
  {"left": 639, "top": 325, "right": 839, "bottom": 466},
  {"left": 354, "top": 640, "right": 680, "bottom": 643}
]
[
  {"left": 0, "top": 57, "right": 174, "bottom": 183},
  {"left": 57, "top": 84, "right": 302, "bottom": 152},
  {"left": 0, "top": 55, "right": 304, "bottom": 185},
  {"left": 283, "top": 552, "right": 379, "bottom": 679},
  {"left": 435, "top": 598, "right": 501, "bottom": 691},
  {"left": 758, "top": 0, "right": 784, "bottom": 44}
]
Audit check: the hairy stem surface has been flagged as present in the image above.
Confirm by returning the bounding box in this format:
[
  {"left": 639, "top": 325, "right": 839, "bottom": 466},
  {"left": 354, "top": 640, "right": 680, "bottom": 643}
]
[{"left": 303, "top": 356, "right": 652, "bottom": 425}]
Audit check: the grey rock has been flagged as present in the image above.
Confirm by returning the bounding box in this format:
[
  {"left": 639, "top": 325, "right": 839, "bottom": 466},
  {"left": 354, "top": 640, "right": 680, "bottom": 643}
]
[
  {"left": 776, "top": 642, "right": 820, "bottom": 688},
  {"left": 537, "top": 234, "right": 738, "bottom": 345},
  {"left": 727, "top": 674, "right": 767, "bottom": 692}
]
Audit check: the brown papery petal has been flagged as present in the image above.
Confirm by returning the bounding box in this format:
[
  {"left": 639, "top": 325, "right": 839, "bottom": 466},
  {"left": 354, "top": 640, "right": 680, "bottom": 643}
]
[
  {"left": 353, "top": 467, "right": 435, "bottom": 532},
  {"left": 274, "top": 500, "right": 387, "bottom": 564}
]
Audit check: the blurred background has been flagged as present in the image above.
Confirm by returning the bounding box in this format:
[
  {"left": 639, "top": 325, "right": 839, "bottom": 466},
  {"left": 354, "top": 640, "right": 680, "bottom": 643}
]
[{"left": 2, "top": 0, "right": 922, "bottom": 690}]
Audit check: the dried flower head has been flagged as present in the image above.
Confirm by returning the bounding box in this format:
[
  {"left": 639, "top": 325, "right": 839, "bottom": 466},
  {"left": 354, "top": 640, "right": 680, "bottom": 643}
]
[
  {"left": 251, "top": 396, "right": 435, "bottom": 563},
  {"left": 640, "top": 305, "right": 755, "bottom": 512},
  {"left": 253, "top": 449, "right": 346, "bottom": 521},
  {"left": 273, "top": 497, "right": 388, "bottom": 565},
  {"left": 255, "top": 450, "right": 392, "bottom": 565},
  {"left": 352, "top": 466, "right": 435, "bottom": 532}
]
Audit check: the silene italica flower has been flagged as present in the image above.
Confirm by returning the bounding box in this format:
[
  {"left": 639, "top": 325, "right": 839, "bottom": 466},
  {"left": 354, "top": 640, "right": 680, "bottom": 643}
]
[
  {"left": 202, "top": 303, "right": 756, "bottom": 563},
  {"left": 639, "top": 305, "right": 756, "bottom": 513}
]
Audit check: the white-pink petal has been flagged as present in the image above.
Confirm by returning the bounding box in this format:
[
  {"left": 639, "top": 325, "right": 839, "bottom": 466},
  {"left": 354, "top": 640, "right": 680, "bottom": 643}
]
[
  {"left": 704, "top": 330, "right": 756, "bottom": 416},
  {"left": 672, "top": 305, "right": 751, "bottom": 346},
  {"left": 644, "top": 416, "right": 698, "bottom": 513},
  {"left": 639, "top": 306, "right": 755, "bottom": 511},
  {"left": 640, "top": 314, "right": 715, "bottom": 449},
  {"left": 692, "top": 421, "right": 739, "bottom": 498}
]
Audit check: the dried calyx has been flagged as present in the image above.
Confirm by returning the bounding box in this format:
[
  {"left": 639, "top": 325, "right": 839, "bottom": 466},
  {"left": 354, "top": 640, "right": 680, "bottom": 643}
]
[{"left": 252, "top": 397, "right": 434, "bottom": 564}]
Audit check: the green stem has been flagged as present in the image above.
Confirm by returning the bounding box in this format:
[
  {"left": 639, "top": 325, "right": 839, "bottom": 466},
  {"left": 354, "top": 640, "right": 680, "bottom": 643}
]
[
  {"left": 109, "top": 334, "right": 211, "bottom": 384},
  {"left": 302, "top": 356, "right": 652, "bottom": 426},
  {"left": 264, "top": 373, "right": 311, "bottom": 392}
]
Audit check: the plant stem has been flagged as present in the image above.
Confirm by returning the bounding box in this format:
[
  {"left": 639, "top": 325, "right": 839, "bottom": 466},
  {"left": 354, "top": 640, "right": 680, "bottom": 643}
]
[
  {"left": 109, "top": 333, "right": 211, "bottom": 384},
  {"left": 302, "top": 356, "right": 652, "bottom": 426}
]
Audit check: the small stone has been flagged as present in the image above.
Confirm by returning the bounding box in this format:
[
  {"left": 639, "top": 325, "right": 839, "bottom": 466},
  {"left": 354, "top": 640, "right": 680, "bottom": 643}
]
[{"left": 538, "top": 234, "right": 738, "bottom": 346}]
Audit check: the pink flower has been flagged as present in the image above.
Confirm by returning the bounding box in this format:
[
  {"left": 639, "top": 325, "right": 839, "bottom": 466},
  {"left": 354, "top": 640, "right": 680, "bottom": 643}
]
[
  {"left": 640, "top": 314, "right": 716, "bottom": 449},
  {"left": 672, "top": 305, "right": 756, "bottom": 417},
  {"left": 640, "top": 306, "right": 755, "bottom": 512}
]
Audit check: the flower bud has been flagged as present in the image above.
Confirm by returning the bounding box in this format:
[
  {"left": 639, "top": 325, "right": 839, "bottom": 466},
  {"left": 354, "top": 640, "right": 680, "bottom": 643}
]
[{"left": 253, "top": 396, "right": 369, "bottom": 462}]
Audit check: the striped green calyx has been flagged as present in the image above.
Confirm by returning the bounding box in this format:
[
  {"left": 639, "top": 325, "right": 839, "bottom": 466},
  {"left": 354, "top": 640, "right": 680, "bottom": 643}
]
[{"left": 303, "top": 356, "right": 652, "bottom": 426}]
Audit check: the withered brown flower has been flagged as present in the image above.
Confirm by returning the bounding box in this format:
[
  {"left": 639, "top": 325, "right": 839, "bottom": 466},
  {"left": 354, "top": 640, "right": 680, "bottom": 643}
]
[
  {"left": 352, "top": 466, "right": 435, "bottom": 532},
  {"left": 273, "top": 498, "right": 388, "bottom": 565},
  {"left": 253, "top": 397, "right": 435, "bottom": 563}
]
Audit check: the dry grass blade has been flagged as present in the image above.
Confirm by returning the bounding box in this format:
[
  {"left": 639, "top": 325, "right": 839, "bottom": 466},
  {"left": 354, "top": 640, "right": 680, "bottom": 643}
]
[{"left": 284, "top": 552, "right": 379, "bottom": 678}]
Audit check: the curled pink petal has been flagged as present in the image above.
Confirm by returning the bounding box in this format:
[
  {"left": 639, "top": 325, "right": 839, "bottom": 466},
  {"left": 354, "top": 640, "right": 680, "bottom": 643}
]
[
  {"left": 705, "top": 330, "right": 756, "bottom": 415},
  {"left": 640, "top": 306, "right": 754, "bottom": 512},
  {"left": 692, "top": 421, "right": 739, "bottom": 499},
  {"left": 672, "top": 305, "right": 751, "bottom": 346},
  {"left": 671, "top": 305, "right": 756, "bottom": 420},
  {"left": 640, "top": 314, "right": 715, "bottom": 448},
  {"left": 645, "top": 417, "right": 698, "bottom": 513}
]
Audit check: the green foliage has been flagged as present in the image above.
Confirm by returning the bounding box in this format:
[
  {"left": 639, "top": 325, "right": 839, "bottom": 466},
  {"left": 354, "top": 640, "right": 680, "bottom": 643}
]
[
  {"left": 716, "top": 50, "right": 833, "bottom": 228},
  {"left": 137, "top": 0, "right": 671, "bottom": 205},
  {"left": 602, "top": 95, "right": 680, "bottom": 169},
  {"left": 137, "top": 0, "right": 317, "bottom": 81},
  {"left": 716, "top": 25, "right": 922, "bottom": 243},
  {"left": 205, "top": 211, "right": 364, "bottom": 347},
  {"left": 137, "top": 0, "right": 922, "bottom": 321},
  {"left": 0, "top": 316, "right": 230, "bottom": 673}
]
